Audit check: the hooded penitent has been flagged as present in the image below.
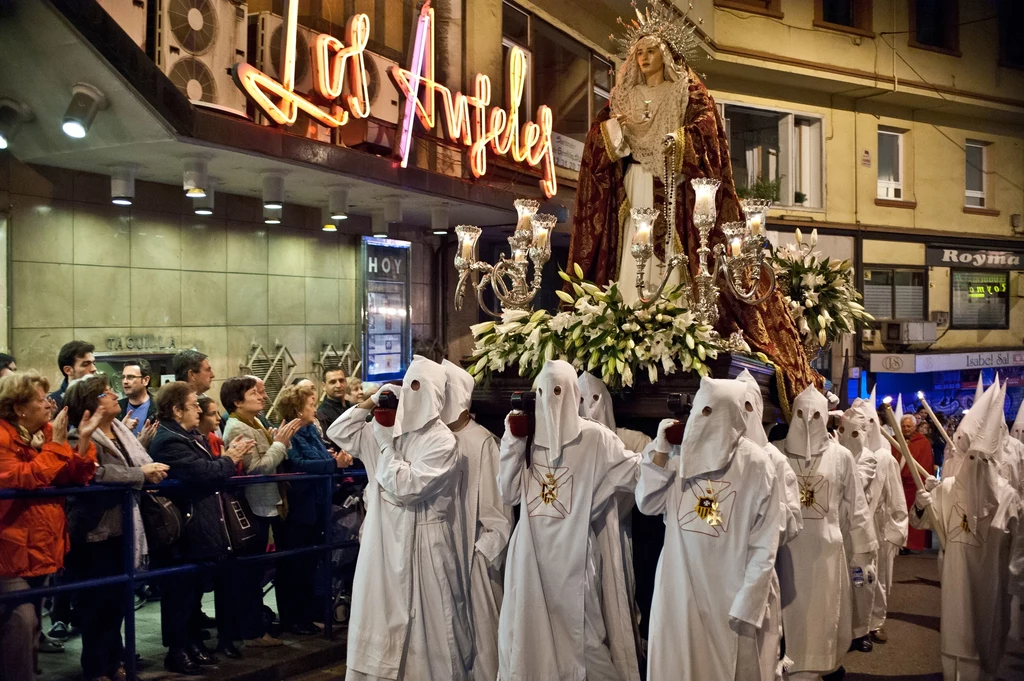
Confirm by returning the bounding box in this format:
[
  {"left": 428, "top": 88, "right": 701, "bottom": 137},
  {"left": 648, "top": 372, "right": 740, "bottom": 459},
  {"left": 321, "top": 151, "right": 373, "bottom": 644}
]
[
  {"left": 1011, "top": 398, "right": 1024, "bottom": 443},
  {"left": 735, "top": 370, "right": 768, "bottom": 448},
  {"left": 533, "top": 360, "right": 583, "bottom": 467},
  {"left": 578, "top": 372, "right": 616, "bottom": 430},
  {"left": 785, "top": 386, "right": 830, "bottom": 461},
  {"left": 951, "top": 376, "right": 999, "bottom": 475},
  {"left": 679, "top": 376, "right": 748, "bottom": 481},
  {"left": 441, "top": 358, "right": 474, "bottom": 425},
  {"left": 958, "top": 381, "right": 1006, "bottom": 533},
  {"left": 856, "top": 396, "right": 888, "bottom": 455},
  {"left": 839, "top": 407, "right": 870, "bottom": 460},
  {"left": 393, "top": 356, "right": 447, "bottom": 437}
]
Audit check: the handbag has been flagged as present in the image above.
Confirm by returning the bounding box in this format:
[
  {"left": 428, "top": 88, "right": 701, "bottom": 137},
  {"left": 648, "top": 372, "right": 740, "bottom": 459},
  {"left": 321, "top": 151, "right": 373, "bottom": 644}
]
[
  {"left": 221, "top": 490, "right": 261, "bottom": 555},
  {"left": 140, "top": 491, "right": 184, "bottom": 548}
]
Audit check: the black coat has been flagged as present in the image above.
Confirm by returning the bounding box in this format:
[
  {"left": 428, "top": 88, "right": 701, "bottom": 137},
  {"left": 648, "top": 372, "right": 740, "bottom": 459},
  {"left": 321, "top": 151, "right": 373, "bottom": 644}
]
[{"left": 148, "top": 420, "right": 236, "bottom": 561}]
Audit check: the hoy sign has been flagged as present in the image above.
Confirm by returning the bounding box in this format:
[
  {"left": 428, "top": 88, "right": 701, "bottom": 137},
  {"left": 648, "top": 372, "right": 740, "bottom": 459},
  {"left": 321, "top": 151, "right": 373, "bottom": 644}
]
[{"left": 232, "top": 0, "right": 557, "bottom": 197}]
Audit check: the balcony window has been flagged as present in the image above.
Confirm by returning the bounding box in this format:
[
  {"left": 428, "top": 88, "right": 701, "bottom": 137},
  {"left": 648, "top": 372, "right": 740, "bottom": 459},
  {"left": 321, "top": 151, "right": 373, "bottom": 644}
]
[
  {"left": 999, "top": 0, "right": 1024, "bottom": 69},
  {"left": 814, "top": 0, "right": 874, "bottom": 35},
  {"left": 877, "top": 128, "right": 903, "bottom": 200},
  {"left": 909, "top": 0, "right": 960, "bottom": 55},
  {"left": 724, "top": 104, "right": 824, "bottom": 208},
  {"left": 965, "top": 141, "right": 986, "bottom": 208}
]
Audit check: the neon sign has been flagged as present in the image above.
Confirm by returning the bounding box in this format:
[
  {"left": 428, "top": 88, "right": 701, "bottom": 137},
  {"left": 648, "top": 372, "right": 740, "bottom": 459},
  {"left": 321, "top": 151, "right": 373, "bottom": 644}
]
[{"left": 232, "top": 0, "right": 557, "bottom": 198}]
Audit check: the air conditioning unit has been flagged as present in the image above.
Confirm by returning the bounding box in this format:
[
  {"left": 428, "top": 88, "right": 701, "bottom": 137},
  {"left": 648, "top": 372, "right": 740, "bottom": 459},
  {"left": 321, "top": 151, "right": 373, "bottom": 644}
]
[
  {"left": 249, "top": 12, "right": 318, "bottom": 96},
  {"left": 881, "top": 321, "right": 938, "bottom": 345},
  {"left": 97, "top": 0, "right": 148, "bottom": 50},
  {"left": 337, "top": 50, "right": 400, "bottom": 152},
  {"left": 930, "top": 310, "right": 950, "bottom": 327},
  {"left": 154, "top": 0, "right": 248, "bottom": 115}
]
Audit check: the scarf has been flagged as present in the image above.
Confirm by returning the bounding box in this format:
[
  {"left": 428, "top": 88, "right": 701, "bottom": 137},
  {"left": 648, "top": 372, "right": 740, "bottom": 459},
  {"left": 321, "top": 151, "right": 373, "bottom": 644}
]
[
  {"left": 90, "top": 419, "right": 153, "bottom": 569},
  {"left": 228, "top": 411, "right": 289, "bottom": 519}
]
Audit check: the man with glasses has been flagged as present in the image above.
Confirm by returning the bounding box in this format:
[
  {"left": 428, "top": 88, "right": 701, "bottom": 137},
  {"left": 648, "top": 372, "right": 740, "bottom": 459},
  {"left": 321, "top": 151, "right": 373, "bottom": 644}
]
[{"left": 119, "top": 359, "right": 156, "bottom": 438}]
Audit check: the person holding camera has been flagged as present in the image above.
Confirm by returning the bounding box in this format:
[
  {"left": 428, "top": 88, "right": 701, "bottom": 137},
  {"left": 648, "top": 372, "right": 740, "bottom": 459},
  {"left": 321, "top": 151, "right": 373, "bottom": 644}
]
[
  {"left": 63, "top": 375, "right": 169, "bottom": 681},
  {"left": 327, "top": 357, "right": 471, "bottom": 681},
  {"left": 440, "top": 359, "right": 512, "bottom": 681},
  {"left": 497, "top": 359, "right": 642, "bottom": 681}
]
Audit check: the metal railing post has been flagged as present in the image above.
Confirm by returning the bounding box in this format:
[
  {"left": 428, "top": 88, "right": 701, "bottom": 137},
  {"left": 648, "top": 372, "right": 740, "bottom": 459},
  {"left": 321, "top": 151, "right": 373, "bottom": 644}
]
[
  {"left": 321, "top": 474, "right": 334, "bottom": 640},
  {"left": 122, "top": 488, "right": 137, "bottom": 681}
]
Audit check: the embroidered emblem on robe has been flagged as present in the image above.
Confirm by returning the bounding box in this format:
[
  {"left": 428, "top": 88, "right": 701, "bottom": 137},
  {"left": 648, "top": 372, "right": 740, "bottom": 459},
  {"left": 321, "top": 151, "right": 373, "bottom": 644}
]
[
  {"left": 947, "top": 501, "right": 983, "bottom": 548},
  {"left": 678, "top": 479, "right": 735, "bottom": 537},
  {"left": 527, "top": 464, "right": 573, "bottom": 519},
  {"left": 796, "top": 475, "right": 829, "bottom": 519}
]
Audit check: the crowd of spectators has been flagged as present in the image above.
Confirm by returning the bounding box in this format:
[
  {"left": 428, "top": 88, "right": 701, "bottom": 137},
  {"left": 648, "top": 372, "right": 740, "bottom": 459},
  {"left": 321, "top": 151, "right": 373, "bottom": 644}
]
[{"left": 0, "top": 341, "right": 357, "bottom": 680}]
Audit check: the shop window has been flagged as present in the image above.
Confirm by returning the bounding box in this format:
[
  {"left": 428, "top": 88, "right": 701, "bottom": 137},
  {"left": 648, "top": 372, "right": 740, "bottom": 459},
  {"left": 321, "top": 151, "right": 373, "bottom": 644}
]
[
  {"left": 950, "top": 270, "right": 1009, "bottom": 330},
  {"left": 999, "top": 0, "right": 1024, "bottom": 69},
  {"left": 877, "top": 128, "right": 903, "bottom": 200},
  {"left": 814, "top": 0, "right": 873, "bottom": 35},
  {"left": 909, "top": 0, "right": 960, "bottom": 55},
  {"left": 964, "top": 140, "right": 987, "bottom": 208},
  {"left": 863, "top": 267, "right": 926, "bottom": 321},
  {"left": 724, "top": 104, "right": 824, "bottom": 208}
]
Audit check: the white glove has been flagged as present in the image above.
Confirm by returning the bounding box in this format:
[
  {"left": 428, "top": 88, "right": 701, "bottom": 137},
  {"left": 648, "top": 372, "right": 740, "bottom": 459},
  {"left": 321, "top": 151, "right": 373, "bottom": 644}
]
[
  {"left": 915, "top": 488, "right": 933, "bottom": 510},
  {"left": 850, "top": 552, "right": 876, "bottom": 586},
  {"left": 826, "top": 390, "right": 840, "bottom": 409},
  {"left": 924, "top": 475, "right": 940, "bottom": 492},
  {"left": 371, "top": 419, "right": 394, "bottom": 451},
  {"left": 653, "top": 418, "right": 677, "bottom": 455},
  {"left": 372, "top": 384, "right": 396, "bottom": 406}
]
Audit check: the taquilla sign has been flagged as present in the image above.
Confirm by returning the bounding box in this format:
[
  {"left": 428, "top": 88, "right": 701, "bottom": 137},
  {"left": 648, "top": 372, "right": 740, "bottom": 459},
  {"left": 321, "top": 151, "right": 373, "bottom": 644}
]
[{"left": 926, "top": 246, "right": 1023, "bottom": 269}]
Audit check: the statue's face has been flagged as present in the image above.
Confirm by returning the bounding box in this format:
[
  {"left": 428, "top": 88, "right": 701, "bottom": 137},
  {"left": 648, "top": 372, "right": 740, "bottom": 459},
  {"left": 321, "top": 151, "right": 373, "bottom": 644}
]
[{"left": 636, "top": 38, "right": 664, "bottom": 80}]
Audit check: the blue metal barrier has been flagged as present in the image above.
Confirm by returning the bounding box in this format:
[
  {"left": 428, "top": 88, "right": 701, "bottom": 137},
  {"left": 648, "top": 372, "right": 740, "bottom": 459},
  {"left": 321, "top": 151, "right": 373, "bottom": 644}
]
[{"left": 0, "top": 469, "right": 367, "bottom": 680}]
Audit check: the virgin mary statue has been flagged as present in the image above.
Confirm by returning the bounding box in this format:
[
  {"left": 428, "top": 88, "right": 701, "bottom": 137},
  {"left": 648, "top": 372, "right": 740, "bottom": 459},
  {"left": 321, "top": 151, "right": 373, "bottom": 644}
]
[{"left": 566, "top": 1, "right": 819, "bottom": 414}]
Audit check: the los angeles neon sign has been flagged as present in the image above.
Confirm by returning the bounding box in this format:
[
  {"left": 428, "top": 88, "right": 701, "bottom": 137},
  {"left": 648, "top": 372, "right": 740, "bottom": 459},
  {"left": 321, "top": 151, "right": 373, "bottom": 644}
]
[{"left": 232, "top": 0, "right": 557, "bottom": 198}]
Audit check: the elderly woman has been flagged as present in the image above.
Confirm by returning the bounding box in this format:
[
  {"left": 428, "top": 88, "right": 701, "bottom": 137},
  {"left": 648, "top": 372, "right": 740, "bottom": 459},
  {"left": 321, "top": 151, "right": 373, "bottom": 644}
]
[
  {"left": 63, "top": 375, "right": 168, "bottom": 681},
  {"left": 221, "top": 377, "right": 300, "bottom": 646},
  {"left": 148, "top": 382, "right": 248, "bottom": 675},
  {"left": 275, "top": 384, "right": 352, "bottom": 634},
  {"left": 0, "top": 372, "right": 98, "bottom": 681}
]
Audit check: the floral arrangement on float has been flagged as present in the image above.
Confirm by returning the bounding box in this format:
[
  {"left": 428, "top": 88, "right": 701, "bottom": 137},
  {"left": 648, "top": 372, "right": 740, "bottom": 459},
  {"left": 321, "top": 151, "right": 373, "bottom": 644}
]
[
  {"left": 466, "top": 264, "right": 731, "bottom": 388},
  {"left": 772, "top": 228, "right": 874, "bottom": 355}
]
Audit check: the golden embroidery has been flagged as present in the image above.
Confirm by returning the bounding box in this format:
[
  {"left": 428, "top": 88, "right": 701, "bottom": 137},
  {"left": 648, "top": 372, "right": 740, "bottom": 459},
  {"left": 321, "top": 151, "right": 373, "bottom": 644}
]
[
  {"left": 694, "top": 486, "right": 723, "bottom": 527},
  {"left": 800, "top": 482, "right": 816, "bottom": 508},
  {"left": 541, "top": 472, "right": 559, "bottom": 505},
  {"left": 961, "top": 514, "right": 970, "bottom": 534}
]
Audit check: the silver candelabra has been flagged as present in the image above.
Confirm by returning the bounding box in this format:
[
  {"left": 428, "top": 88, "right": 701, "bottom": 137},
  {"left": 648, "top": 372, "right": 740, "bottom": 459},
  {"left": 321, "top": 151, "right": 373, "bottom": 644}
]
[{"left": 454, "top": 199, "right": 555, "bottom": 318}]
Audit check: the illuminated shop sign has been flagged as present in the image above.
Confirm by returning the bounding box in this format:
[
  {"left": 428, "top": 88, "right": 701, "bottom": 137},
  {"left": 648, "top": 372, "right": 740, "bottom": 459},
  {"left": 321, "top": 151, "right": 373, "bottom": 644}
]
[{"left": 232, "top": 0, "right": 557, "bottom": 198}]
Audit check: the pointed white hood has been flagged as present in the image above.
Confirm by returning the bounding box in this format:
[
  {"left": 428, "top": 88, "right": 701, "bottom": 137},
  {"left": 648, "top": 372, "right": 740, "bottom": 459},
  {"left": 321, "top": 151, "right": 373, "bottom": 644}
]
[
  {"left": 393, "top": 356, "right": 447, "bottom": 437},
  {"left": 1011, "top": 398, "right": 1024, "bottom": 443},
  {"left": 577, "top": 372, "right": 615, "bottom": 430},
  {"left": 974, "top": 371, "right": 985, "bottom": 407},
  {"left": 785, "top": 385, "right": 829, "bottom": 461},
  {"left": 678, "top": 376, "right": 747, "bottom": 480},
  {"left": 440, "top": 359, "right": 474, "bottom": 425},
  {"left": 735, "top": 369, "right": 768, "bottom": 447},
  {"left": 895, "top": 393, "right": 904, "bottom": 423},
  {"left": 852, "top": 396, "right": 886, "bottom": 453},
  {"left": 838, "top": 406, "right": 870, "bottom": 461},
  {"left": 533, "top": 360, "right": 583, "bottom": 467},
  {"left": 956, "top": 380, "right": 1006, "bottom": 530}
]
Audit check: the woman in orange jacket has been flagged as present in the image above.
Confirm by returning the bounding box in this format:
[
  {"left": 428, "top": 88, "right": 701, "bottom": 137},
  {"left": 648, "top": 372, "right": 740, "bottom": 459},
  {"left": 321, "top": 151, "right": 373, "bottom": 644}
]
[{"left": 0, "top": 371, "right": 99, "bottom": 681}]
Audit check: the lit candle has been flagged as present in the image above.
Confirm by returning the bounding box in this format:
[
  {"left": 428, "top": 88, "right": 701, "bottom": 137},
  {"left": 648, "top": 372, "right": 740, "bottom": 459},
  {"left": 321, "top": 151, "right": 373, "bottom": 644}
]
[
  {"left": 729, "top": 238, "right": 742, "bottom": 257},
  {"left": 633, "top": 220, "right": 652, "bottom": 246},
  {"left": 749, "top": 214, "right": 763, "bottom": 235},
  {"left": 534, "top": 227, "right": 549, "bottom": 251},
  {"left": 461, "top": 239, "right": 474, "bottom": 262},
  {"left": 514, "top": 249, "right": 527, "bottom": 263}
]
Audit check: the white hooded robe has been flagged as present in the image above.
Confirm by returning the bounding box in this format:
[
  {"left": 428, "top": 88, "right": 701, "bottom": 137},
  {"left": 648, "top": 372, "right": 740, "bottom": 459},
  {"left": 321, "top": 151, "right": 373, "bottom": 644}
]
[
  {"left": 498, "top": 360, "right": 641, "bottom": 681},
  {"left": 328, "top": 359, "right": 472, "bottom": 681},
  {"left": 441, "top": 359, "right": 513, "bottom": 681},
  {"left": 774, "top": 386, "right": 878, "bottom": 676},
  {"left": 636, "top": 376, "right": 783, "bottom": 681}
]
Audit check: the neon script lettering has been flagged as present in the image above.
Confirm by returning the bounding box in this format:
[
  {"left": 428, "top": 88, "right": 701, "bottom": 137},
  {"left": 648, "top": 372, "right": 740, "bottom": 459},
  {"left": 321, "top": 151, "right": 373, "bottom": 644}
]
[
  {"left": 389, "top": 1, "right": 557, "bottom": 197},
  {"left": 232, "top": 1, "right": 371, "bottom": 127}
]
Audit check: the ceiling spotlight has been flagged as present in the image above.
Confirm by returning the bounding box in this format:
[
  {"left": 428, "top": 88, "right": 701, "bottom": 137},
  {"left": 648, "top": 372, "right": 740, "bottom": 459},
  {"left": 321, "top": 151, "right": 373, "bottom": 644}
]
[
  {"left": 384, "top": 196, "right": 402, "bottom": 223},
  {"left": 329, "top": 187, "right": 349, "bottom": 220},
  {"left": 321, "top": 207, "right": 337, "bottom": 232},
  {"left": 183, "top": 158, "right": 209, "bottom": 198},
  {"left": 0, "top": 99, "right": 33, "bottom": 150},
  {"left": 110, "top": 164, "right": 138, "bottom": 206},
  {"left": 262, "top": 172, "right": 284, "bottom": 209},
  {"left": 431, "top": 204, "right": 450, "bottom": 235},
  {"left": 194, "top": 178, "right": 216, "bottom": 215},
  {"left": 372, "top": 210, "right": 388, "bottom": 238},
  {"left": 62, "top": 83, "right": 108, "bottom": 139},
  {"left": 264, "top": 205, "right": 281, "bottom": 225}
]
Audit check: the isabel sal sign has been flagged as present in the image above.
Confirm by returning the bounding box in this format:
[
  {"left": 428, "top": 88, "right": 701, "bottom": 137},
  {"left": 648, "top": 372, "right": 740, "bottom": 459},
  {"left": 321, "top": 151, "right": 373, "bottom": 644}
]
[
  {"left": 232, "top": 0, "right": 557, "bottom": 197},
  {"left": 926, "top": 247, "right": 1023, "bottom": 270}
]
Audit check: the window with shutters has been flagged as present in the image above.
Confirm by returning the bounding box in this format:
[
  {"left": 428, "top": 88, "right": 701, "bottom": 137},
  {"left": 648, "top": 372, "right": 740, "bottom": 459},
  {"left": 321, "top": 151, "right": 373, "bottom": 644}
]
[{"left": 863, "top": 267, "right": 927, "bottom": 321}]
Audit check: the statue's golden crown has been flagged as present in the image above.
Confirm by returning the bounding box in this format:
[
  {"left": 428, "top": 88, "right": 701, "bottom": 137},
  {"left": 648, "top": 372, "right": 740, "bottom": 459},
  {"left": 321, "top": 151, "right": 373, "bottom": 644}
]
[{"left": 611, "top": 0, "right": 704, "bottom": 65}]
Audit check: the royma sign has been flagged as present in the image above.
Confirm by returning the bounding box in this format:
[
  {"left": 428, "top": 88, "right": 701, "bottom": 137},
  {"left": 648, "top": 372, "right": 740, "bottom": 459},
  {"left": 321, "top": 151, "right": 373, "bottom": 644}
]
[
  {"left": 926, "top": 247, "right": 1023, "bottom": 270},
  {"left": 232, "top": 0, "right": 557, "bottom": 197}
]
